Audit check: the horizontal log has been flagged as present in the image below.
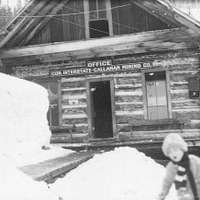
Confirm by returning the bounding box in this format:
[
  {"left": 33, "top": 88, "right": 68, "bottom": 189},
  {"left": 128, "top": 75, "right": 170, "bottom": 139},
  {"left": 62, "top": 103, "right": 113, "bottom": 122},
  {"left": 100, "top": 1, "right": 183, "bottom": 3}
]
[
  {"left": 62, "top": 113, "right": 87, "bottom": 119},
  {"left": 62, "top": 118, "right": 88, "bottom": 124},
  {"left": 71, "top": 133, "right": 88, "bottom": 143},
  {"left": 62, "top": 94, "right": 87, "bottom": 100},
  {"left": 171, "top": 92, "right": 189, "bottom": 100},
  {"left": 115, "top": 95, "right": 143, "bottom": 103},
  {"left": 170, "top": 71, "right": 198, "bottom": 82},
  {"left": 50, "top": 133, "right": 72, "bottom": 143},
  {"left": 115, "top": 103, "right": 143, "bottom": 112},
  {"left": 170, "top": 83, "right": 188, "bottom": 90},
  {"left": 172, "top": 105, "right": 200, "bottom": 110},
  {"left": 62, "top": 104, "right": 87, "bottom": 109},
  {"left": 170, "top": 89, "right": 188, "bottom": 94},
  {"left": 114, "top": 50, "right": 198, "bottom": 65},
  {"left": 118, "top": 129, "right": 200, "bottom": 143},
  {"left": 62, "top": 98, "right": 86, "bottom": 105},
  {"left": 62, "top": 107, "right": 87, "bottom": 115},
  {"left": 172, "top": 111, "right": 200, "bottom": 120},
  {"left": 118, "top": 131, "right": 167, "bottom": 142},
  {"left": 115, "top": 75, "right": 142, "bottom": 85},
  {"left": 116, "top": 115, "right": 144, "bottom": 124},
  {"left": 184, "top": 123, "right": 200, "bottom": 129},
  {"left": 61, "top": 87, "right": 86, "bottom": 92},
  {"left": 58, "top": 123, "right": 88, "bottom": 131},
  {"left": 61, "top": 77, "right": 86, "bottom": 82},
  {"left": 171, "top": 70, "right": 198, "bottom": 75},
  {"left": 61, "top": 81, "right": 86, "bottom": 88},
  {"left": 51, "top": 127, "right": 87, "bottom": 134},
  {"left": 1, "top": 27, "right": 199, "bottom": 66},
  {"left": 115, "top": 83, "right": 142, "bottom": 89},
  {"left": 115, "top": 90, "right": 143, "bottom": 97},
  {"left": 153, "top": 57, "right": 199, "bottom": 67},
  {"left": 171, "top": 99, "right": 200, "bottom": 105},
  {"left": 116, "top": 110, "right": 144, "bottom": 116},
  {"left": 62, "top": 90, "right": 86, "bottom": 97},
  {"left": 172, "top": 104, "right": 200, "bottom": 110}
]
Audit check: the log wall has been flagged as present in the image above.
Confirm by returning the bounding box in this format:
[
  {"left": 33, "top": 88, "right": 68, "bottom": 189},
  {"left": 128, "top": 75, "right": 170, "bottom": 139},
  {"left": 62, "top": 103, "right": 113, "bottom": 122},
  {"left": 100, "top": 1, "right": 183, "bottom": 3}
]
[
  {"left": 13, "top": 50, "right": 200, "bottom": 144},
  {"left": 60, "top": 77, "right": 89, "bottom": 143}
]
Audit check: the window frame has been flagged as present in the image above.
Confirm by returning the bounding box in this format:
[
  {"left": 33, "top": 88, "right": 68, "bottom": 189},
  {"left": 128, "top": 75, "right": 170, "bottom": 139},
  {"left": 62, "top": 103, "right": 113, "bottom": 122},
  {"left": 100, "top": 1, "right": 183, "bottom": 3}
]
[
  {"left": 83, "top": 0, "right": 113, "bottom": 39},
  {"left": 142, "top": 69, "right": 172, "bottom": 120}
]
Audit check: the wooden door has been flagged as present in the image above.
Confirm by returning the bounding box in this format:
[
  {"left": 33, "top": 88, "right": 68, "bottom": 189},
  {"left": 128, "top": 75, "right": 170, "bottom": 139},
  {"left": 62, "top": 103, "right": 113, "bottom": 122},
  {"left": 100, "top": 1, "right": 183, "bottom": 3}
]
[{"left": 146, "top": 75, "right": 168, "bottom": 120}]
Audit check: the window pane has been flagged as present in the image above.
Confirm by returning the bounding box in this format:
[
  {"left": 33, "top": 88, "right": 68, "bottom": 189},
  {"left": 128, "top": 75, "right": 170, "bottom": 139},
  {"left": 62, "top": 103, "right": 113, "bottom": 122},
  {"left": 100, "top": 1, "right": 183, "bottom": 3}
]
[
  {"left": 146, "top": 81, "right": 157, "bottom": 106},
  {"left": 145, "top": 71, "right": 168, "bottom": 120},
  {"left": 89, "top": 19, "right": 109, "bottom": 38},
  {"left": 157, "top": 106, "right": 168, "bottom": 119},
  {"left": 156, "top": 81, "right": 167, "bottom": 105}
]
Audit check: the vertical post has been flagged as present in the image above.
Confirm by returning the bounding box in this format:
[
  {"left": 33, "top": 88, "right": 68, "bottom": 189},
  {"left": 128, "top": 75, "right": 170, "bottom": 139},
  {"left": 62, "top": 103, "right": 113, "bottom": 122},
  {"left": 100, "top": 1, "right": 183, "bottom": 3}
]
[
  {"left": 83, "top": 0, "right": 90, "bottom": 39},
  {"left": 106, "top": 0, "right": 113, "bottom": 36},
  {"left": 58, "top": 79, "right": 62, "bottom": 126},
  {"left": 166, "top": 70, "right": 172, "bottom": 119}
]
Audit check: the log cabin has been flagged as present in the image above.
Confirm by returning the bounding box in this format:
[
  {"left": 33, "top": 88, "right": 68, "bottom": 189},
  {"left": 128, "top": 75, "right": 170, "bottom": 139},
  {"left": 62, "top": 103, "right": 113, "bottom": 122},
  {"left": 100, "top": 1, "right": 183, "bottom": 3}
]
[{"left": 0, "top": 0, "right": 200, "bottom": 151}]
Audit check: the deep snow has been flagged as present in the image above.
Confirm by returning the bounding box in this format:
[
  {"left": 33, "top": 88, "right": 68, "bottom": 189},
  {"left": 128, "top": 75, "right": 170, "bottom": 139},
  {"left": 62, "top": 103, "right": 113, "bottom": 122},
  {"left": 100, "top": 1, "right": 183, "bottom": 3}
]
[
  {"left": 0, "top": 73, "right": 178, "bottom": 200},
  {"left": 49, "top": 147, "right": 177, "bottom": 200},
  {"left": 0, "top": 73, "right": 71, "bottom": 200}
]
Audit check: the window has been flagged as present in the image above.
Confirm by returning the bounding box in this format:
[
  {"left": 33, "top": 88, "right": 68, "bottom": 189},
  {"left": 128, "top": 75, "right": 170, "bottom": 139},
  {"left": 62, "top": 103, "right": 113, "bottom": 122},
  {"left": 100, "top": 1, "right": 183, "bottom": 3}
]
[
  {"left": 188, "top": 77, "right": 200, "bottom": 99},
  {"left": 145, "top": 71, "right": 169, "bottom": 120},
  {"left": 85, "top": 0, "right": 113, "bottom": 38},
  {"left": 89, "top": 19, "right": 109, "bottom": 38}
]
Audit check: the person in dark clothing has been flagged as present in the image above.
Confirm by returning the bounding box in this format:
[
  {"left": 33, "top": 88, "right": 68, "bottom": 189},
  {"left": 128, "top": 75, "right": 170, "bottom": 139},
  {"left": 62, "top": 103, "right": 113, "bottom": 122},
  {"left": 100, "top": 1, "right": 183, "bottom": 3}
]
[{"left": 158, "top": 133, "right": 200, "bottom": 200}]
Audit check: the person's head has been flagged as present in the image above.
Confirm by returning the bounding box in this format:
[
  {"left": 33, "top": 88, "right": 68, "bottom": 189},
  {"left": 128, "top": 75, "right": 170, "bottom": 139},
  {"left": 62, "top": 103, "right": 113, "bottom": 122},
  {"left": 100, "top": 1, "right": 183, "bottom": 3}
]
[{"left": 162, "top": 133, "right": 188, "bottom": 162}]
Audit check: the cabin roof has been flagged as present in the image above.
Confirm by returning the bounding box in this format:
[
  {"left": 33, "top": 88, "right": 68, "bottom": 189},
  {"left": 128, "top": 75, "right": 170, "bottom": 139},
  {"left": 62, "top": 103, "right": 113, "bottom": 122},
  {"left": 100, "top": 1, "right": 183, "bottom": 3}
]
[{"left": 0, "top": 0, "right": 200, "bottom": 63}]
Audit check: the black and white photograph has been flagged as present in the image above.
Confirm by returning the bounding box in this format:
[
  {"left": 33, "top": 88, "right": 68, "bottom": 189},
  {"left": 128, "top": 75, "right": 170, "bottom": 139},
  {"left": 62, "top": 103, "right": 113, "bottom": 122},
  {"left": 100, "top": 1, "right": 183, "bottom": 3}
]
[{"left": 0, "top": 0, "right": 200, "bottom": 199}]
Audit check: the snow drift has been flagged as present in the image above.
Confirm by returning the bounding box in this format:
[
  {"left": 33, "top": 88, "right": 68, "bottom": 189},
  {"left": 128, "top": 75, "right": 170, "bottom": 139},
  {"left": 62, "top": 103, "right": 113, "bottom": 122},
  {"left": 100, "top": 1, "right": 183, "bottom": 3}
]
[
  {"left": 0, "top": 154, "right": 57, "bottom": 200},
  {"left": 50, "top": 147, "right": 177, "bottom": 200},
  {"left": 0, "top": 73, "right": 50, "bottom": 155},
  {"left": 0, "top": 73, "right": 65, "bottom": 200},
  {"left": 0, "top": 73, "right": 71, "bottom": 166}
]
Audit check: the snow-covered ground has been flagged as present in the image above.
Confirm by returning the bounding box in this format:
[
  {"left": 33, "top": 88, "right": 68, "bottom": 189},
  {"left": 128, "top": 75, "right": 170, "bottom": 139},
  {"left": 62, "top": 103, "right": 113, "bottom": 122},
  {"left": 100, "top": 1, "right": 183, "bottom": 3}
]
[
  {"left": 0, "top": 73, "right": 178, "bottom": 200},
  {"left": 0, "top": 73, "right": 71, "bottom": 200},
  {"left": 0, "top": 73, "right": 72, "bottom": 166},
  {"left": 49, "top": 147, "right": 177, "bottom": 200}
]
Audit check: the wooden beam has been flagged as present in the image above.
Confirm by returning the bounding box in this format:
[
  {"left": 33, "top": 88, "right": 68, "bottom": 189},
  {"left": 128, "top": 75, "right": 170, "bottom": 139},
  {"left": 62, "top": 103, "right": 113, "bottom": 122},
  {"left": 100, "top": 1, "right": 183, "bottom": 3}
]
[
  {"left": 83, "top": 0, "right": 89, "bottom": 39},
  {"left": 0, "top": 0, "right": 50, "bottom": 48},
  {"left": 132, "top": 0, "right": 200, "bottom": 34},
  {"left": 157, "top": 0, "right": 200, "bottom": 33},
  {"left": 21, "top": 0, "right": 70, "bottom": 46},
  {"left": 0, "top": 28, "right": 199, "bottom": 66},
  {"left": 132, "top": 0, "right": 181, "bottom": 27},
  {"left": 5, "top": 0, "right": 36, "bottom": 32},
  {"left": 7, "top": 0, "right": 58, "bottom": 48}
]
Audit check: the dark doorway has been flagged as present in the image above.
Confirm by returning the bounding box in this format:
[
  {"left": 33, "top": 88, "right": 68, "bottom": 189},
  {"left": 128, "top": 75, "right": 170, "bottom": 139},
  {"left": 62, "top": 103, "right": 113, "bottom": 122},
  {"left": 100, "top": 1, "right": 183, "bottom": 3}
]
[{"left": 90, "top": 80, "right": 113, "bottom": 138}]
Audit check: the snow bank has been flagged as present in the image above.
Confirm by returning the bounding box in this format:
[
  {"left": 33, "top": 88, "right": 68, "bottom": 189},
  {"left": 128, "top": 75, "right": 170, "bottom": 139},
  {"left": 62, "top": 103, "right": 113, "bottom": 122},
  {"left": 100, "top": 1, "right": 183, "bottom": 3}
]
[
  {"left": 0, "top": 154, "right": 57, "bottom": 200},
  {"left": 50, "top": 147, "right": 177, "bottom": 200},
  {"left": 0, "top": 73, "right": 71, "bottom": 199},
  {"left": 0, "top": 73, "right": 50, "bottom": 154},
  {"left": 0, "top": 73, "right": 72, "bottom": 165}
]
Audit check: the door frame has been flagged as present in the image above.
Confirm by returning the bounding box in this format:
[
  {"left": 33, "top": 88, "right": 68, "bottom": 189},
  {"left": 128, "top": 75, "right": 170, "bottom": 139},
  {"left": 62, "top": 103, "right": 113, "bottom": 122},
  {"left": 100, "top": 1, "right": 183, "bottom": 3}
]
[
  {"left": 86, "top": 78, "right": 116, "bottom": 139},
  {"left": 142, "top": 68, "right": 172, "bottom": 120}
]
